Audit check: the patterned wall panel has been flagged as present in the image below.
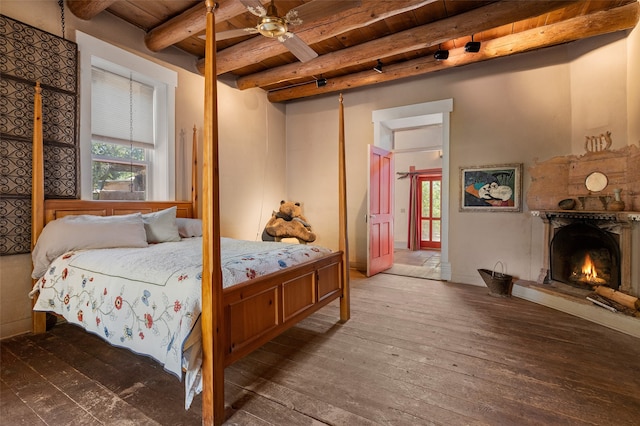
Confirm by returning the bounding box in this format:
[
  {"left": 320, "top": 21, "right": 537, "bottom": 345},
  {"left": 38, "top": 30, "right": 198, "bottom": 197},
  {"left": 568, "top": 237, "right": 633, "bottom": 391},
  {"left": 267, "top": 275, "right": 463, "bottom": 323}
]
[
  {"left": 0, "top": 15, "right": 78, "bottom": 255},
  {"left": 0, "top": 199, "right": 31, "bottom": 255},
  {"left": 0, "top": 138, "right": 31, "bottom": 196},
  {"left": 1, "top": 15, "right": 76, "bottom": 92}
]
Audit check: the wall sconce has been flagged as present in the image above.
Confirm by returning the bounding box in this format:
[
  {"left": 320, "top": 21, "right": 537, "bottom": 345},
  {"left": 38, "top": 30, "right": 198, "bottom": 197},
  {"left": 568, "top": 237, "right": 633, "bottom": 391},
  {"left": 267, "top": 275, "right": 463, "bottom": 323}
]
[
  {"left": 434, "top": 45, "right": 449, "bottom": 60},
  {"left": 465, "top": 35, "right": 481, "bottom": 53},
  {"left": 373, "top": 59, "right": 383, "bottom": 73},
  {"left": 316, "top": 78, "right": 327, "bottom": 88}
]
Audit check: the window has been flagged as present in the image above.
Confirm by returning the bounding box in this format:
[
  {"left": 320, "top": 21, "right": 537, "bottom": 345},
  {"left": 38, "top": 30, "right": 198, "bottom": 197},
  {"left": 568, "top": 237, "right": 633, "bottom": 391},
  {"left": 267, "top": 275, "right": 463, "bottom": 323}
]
[
  {"left": 91, "top": 66, "right": 153, "bottom": 199},
  {"left": 77, "top": 31, "right": 177, "bottom": 200}
]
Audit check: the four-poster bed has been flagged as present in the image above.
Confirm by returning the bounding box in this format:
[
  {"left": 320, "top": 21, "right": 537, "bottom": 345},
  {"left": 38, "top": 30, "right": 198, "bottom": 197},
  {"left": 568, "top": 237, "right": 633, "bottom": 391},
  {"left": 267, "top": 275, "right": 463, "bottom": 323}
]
[{"left": 29, "top": 1, "right": 350, "bottom": 424}]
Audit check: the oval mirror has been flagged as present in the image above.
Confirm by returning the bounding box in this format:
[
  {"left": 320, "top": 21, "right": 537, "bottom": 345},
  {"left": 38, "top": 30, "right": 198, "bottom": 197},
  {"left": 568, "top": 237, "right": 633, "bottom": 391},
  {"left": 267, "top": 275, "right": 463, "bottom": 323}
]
[{"left": 585, "top": 171, "right": 608, "bottom": 192}]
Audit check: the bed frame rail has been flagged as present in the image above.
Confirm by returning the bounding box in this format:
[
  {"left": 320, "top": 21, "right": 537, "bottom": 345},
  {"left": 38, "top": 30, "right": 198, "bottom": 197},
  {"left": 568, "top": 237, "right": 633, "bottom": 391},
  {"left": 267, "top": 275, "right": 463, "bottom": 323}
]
[{"left": 223, "top": 251, "right": 343, "bottom": 366}]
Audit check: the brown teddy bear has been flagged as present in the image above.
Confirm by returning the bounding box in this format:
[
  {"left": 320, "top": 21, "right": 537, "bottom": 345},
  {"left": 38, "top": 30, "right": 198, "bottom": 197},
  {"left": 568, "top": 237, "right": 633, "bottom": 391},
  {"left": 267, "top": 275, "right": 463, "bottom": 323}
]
[{"left": 262, "top": 200, "right": 316, "bottom": 244}]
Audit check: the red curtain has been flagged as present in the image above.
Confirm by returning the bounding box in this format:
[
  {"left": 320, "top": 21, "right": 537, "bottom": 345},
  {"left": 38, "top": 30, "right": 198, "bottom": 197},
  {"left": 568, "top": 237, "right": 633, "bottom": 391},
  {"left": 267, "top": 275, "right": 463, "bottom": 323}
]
[{"left": 407, "top": 174, "right": 420, "bottom": 251}]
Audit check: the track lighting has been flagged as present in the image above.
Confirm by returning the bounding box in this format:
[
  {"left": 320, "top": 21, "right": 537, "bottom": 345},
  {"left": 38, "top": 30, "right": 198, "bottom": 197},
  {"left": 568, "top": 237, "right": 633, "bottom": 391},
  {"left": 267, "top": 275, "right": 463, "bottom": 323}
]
[
  {"left": 465, "top": 35, "right": 481, "bottom": 53},
  {"left": 315, "top": 78, "right": 327, "bottom": 88},
  {"left": 434, "top": 47, "right": 449, "bottom": 60},
  {"left": 373, "top": 59, "right": 383, "bottom": 73}
]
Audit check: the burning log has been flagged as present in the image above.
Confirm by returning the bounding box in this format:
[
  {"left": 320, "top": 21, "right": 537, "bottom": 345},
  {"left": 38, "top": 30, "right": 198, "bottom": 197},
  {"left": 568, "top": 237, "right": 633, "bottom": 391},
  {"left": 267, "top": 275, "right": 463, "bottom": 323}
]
[
  {"left": 569, "top": 253, "right": 606, "bottom": 286},
  {"left": 594, "top": 286, "right": 639, "bottom": 310}
]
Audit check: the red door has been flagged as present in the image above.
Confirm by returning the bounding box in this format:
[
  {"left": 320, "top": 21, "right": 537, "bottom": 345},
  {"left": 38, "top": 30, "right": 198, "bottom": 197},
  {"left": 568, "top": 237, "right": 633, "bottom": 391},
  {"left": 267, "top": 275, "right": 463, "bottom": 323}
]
[
  {"left": 417, "top": 174, "right": 442, "bottom": 249},
  {"left": 367, "top": 145, "right": 394, "bottom": 276}
]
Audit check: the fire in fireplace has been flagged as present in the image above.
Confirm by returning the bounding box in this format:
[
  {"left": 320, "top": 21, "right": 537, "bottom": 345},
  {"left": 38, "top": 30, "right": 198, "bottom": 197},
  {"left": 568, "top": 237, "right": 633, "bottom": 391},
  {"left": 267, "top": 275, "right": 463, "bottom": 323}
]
[
  {"left": 569, "top": 252, "right": 607, "bottom": 286},
  {"left": 550, "top": 222, "right": 620, "bottom": 290}
]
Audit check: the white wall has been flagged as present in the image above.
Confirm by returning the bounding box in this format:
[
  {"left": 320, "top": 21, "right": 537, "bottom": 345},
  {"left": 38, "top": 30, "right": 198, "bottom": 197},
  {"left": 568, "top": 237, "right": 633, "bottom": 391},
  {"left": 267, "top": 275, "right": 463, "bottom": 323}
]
[
  {"left": 216, "top": 85, "right": 288, "bottom": 241},
  {"left": 628, "top": 23, "right": 640, "bottom": 147},
  {"left": 569, "top": 32, "right": 630, "bottom": 151},
  {"left": 285, "top": 30, "right": 637, "bottom": 285}
]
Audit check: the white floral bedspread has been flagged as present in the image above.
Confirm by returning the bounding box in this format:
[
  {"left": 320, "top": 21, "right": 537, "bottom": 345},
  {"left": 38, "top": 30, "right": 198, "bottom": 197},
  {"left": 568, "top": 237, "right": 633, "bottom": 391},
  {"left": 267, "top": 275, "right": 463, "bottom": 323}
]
[{"left": 30, "top": 237, "right": 331, "bottom": 408}]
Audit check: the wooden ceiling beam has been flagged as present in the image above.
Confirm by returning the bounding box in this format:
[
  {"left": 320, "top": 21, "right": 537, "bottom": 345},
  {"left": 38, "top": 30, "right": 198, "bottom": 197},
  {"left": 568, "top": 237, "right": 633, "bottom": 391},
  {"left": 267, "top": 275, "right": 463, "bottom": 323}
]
[
  {"left": 237, "top": 0, "right": 581, "bottom": 90},
  {"left": 197, "top": 0, "right": 439, "bottom": 75},
  {"left": 145, "top": 2, "right": 206, "bottom": 52},
  {"left": 144, "top": 0, "right": 267, "bottom": 52},
  {"left": 267, "top": 2, "right": 639, "bottom": 103},
  {"left": 66, "top": 0, "right": 116, "bottom": 20}
]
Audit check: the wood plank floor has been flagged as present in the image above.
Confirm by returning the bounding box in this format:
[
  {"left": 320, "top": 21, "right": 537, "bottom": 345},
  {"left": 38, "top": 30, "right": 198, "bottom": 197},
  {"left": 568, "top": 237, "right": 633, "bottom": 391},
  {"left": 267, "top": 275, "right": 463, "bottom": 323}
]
[{"left": 2, "top": 271, "right": 639, "bottom": 425}]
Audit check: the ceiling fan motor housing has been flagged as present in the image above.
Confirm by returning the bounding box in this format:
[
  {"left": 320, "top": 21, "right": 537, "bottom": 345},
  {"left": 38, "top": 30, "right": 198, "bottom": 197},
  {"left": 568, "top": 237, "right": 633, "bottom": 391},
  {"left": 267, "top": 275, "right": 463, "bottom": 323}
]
[{"left": 258, "top": 15, "right": 288, "bottom": 38}]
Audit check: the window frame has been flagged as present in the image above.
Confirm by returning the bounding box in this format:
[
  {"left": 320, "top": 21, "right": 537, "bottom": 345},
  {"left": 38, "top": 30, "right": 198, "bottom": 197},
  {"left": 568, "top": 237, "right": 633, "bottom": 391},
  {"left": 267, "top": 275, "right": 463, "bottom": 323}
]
[{"left": 76, "top": 31, "right": 177, "bottom": 201}]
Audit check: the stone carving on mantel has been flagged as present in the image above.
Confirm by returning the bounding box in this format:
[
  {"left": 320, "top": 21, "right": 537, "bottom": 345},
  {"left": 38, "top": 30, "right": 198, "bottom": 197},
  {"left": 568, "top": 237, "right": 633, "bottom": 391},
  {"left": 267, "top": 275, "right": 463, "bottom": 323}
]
[
  {"left": 584, "top": 131, "right": 612, "bottom": 153},
  {"left": 527, "top": 134, "right": 640, "bottom": 212}
]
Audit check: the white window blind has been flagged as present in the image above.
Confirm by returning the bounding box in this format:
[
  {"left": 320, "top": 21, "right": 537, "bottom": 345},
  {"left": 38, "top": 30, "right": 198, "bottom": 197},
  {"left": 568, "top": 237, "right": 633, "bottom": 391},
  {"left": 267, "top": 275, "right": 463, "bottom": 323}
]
[{"left": 91, "top": 67, "right": 154, "bottom": 147}]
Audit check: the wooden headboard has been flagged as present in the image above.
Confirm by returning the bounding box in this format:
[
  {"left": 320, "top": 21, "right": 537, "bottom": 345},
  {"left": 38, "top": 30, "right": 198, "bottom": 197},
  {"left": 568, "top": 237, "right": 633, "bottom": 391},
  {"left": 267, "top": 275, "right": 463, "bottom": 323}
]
[
  {"left": 31, "top": 81, "right": 199, "bottom": 333},
  {"left": 43, "top": 199, "right": 195, "bottom": 224}
]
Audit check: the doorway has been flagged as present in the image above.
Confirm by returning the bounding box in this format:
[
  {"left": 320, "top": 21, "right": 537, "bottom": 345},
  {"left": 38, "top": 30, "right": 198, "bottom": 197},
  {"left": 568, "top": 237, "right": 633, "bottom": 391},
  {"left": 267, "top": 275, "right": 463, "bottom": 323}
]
[{"left": 370, "top": 99, "right": 453, "bottom": 280}]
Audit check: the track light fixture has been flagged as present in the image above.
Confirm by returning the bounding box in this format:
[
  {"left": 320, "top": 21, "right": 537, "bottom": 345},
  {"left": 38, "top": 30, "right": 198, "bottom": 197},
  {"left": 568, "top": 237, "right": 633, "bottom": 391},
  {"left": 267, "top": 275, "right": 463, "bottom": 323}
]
[
  {"left": 434, "top": 45, "right": 449, "bottom": 60},
  {"left": 465, "top": 35, "right": 481, "bottom": 53},
  {"left": 315, "top": 78, "right": 327, "bottom": 88},
  {"left": 373, "top": 59, "right": 383, "bottom": 73}
]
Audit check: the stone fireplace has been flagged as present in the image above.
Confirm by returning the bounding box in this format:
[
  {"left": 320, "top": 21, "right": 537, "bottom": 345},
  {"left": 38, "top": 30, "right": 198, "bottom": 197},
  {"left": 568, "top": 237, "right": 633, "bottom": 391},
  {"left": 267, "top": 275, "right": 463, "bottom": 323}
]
[
  {"left": 535, "top": 210, "right": 636, "bottom": 293},
  {"left": 527, "top": 138, "right": 640, "bottom": 298},
  {"left": 520, "top": 208, "right": 640, "bottom": 338},
  {"left": 516, "top": 138, "right": 640, "bottom": 338}
]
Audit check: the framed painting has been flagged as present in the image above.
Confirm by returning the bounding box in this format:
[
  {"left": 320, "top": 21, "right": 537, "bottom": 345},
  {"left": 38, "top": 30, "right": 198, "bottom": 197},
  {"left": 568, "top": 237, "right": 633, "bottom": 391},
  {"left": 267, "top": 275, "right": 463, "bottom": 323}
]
[{"left": 460, "top": 163, "right": 522, "bottom": 212}]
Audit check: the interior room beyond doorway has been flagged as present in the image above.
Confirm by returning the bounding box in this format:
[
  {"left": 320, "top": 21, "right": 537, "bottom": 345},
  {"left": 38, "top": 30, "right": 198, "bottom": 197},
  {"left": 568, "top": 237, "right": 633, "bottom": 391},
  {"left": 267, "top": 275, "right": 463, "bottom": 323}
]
[{"left": 389, "top": 126, "right": 443, "bottom": 280}]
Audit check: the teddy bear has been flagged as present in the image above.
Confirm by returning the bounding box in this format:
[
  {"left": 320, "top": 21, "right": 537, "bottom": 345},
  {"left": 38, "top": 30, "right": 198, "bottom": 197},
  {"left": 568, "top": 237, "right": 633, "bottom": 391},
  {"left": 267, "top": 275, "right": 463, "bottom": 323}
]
[{"left": 261, "top": 200, "right": 316, "bottom": 244}]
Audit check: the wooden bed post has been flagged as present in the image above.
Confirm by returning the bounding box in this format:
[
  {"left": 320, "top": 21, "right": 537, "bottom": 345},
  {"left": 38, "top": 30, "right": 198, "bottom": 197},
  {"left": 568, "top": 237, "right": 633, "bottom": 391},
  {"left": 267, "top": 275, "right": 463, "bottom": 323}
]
[
  {"left": 338, "top": 94, "right": 350, "bottom": 322},
  {"left": 31, "top": 82, "right": 47, "bottom": 334},
  {"left": 192, "top": 124, "right": 198, "bottom": 218},
  {"left": 201, "top": 0, "right": 225, "bottom": 425}
]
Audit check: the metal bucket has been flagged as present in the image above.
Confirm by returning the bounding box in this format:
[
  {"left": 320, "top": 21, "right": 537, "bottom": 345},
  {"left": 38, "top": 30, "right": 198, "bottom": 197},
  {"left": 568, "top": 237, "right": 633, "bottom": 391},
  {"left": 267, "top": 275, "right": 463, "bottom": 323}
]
[{"left": 478, "top": 261, "right": 513, "bottom": 297}]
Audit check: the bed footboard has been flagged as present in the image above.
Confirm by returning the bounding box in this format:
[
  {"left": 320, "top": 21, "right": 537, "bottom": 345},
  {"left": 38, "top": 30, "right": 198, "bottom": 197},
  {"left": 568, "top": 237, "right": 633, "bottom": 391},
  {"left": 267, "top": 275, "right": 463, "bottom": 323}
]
[{"left": 222, "top": 252, "right": 343, "bottom": 365}]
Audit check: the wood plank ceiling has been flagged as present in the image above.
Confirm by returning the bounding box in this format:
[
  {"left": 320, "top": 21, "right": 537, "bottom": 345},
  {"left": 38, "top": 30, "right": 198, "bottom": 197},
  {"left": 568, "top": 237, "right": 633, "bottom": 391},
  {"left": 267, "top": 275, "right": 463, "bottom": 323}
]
[{"left": 67, "top": 0, "right": 639, "bottom": 102}]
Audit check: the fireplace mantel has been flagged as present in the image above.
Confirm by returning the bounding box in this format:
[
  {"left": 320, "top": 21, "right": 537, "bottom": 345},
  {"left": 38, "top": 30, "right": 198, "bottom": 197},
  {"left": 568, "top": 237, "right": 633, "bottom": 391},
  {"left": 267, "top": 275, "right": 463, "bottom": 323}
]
[
  {"left": 532, "top": 210, "right": 638, "bottom": 295},
  {"left": 531, "top": 210, "right": 640, "bottom": 222}
]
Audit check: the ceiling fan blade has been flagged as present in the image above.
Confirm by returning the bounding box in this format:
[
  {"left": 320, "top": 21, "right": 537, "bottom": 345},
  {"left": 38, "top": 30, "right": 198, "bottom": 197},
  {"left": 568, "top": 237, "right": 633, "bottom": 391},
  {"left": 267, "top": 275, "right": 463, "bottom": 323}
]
[
  {"left": 279, "top": 32, "right": 318, "bottom": 63},
  {"left": 214, "top": 27, "right": 259, "bottom": 41},
  {"left": 240, "top": 0, "right": 267, "bottom": 17},
  {"left": 286, "top": 0, "right": 361, "bottom": 26}
]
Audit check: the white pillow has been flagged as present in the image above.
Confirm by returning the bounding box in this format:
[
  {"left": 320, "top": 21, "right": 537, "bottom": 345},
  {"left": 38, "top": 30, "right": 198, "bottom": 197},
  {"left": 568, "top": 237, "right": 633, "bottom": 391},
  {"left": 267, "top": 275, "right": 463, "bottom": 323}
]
[
  {"left": 32, "top": 213, "right": 148, "bottom": 279},
  {"left": 141, "top": 207, "right": 181, "bottom": 243},
  {"left": 176, "top": 218, "right": 203, "bottom": 238}
]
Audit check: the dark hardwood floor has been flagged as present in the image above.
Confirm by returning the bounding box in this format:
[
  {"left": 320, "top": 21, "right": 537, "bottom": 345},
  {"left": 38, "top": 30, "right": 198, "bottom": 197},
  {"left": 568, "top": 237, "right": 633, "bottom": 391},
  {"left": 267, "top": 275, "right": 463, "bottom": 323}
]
[{"left": 2, "top": 271, "right": 639, "bottom": 425}]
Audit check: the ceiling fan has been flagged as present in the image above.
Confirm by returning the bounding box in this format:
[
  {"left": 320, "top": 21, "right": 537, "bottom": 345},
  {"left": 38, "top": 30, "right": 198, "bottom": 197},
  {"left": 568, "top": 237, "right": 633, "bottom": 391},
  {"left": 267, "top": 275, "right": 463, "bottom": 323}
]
[{"left": 208, "top": 0, "right": 359, "bottom": 63}]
